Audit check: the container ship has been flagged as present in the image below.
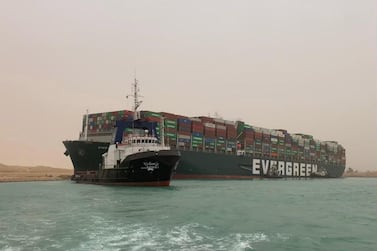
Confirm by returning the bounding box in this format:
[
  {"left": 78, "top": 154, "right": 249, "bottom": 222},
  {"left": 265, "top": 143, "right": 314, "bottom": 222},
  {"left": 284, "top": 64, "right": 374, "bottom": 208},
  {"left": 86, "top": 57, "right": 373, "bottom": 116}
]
[{"left": 64, "top": 81, "right": 346, "bottom": 179}]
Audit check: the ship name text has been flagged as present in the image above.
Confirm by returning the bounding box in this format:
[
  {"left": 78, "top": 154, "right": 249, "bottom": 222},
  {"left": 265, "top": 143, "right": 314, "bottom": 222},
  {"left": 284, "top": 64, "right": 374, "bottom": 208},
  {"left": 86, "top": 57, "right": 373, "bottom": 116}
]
[
  {"left": 141, "top": 162, "right": 160, "bottom": 172},
  {"left": 252, "top": 159, "right": 318, "bottom": 177}
]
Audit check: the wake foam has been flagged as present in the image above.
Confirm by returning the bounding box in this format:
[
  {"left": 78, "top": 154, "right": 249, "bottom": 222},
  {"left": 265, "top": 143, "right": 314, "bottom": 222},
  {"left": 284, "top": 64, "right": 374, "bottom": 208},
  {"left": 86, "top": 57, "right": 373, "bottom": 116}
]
[{"left": 72, "top": 220, "right": 287, "bottom": 250}]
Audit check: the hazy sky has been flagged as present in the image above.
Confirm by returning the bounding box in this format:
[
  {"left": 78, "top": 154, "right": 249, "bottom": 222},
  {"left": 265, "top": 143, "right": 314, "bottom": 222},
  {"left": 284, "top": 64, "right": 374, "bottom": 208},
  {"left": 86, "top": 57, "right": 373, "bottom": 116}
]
[{"left": 0, "top": 0, "right": 376, "bottom": 171}]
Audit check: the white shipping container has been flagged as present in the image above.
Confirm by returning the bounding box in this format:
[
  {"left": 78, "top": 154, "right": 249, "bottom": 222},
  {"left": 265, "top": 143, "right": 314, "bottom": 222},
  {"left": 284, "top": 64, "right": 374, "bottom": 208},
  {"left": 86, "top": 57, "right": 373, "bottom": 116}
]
[
  {"left": 216, "top": 124, "right": 226, "bottom": 130},
  {"left": 224, "top": 120, "right": 236, "bottom": 126},
  {"left": 190, "top": 117, "right": 202, "bottom": 122},
  {"left": 213, "top": 118, "right": 225, "bottom": 124},
  {"left": 277, "top": 131, "right": 285, "bottom": 137},
  {"left": 291, "top": 134, "right": 303, "bottom": 141},
  {"left": 270, "top": 130, "right": 279, "bottom": 136},
  {"left": 252, "top": 126, "right": 263, "bottom": 132},
  {"left": 298, "top": 140, "right": 304, "bottom": 146},
  {"left": 261, "top": 128, "right": 272, "bottom": 134},
  {"left": 326, "top": 141, "right": 337, "bottom": 149},
  {"left": 178, "top": 134, "right": 191, "bottom": 139},
  {"left": 204, "top": 123, "right": 216, "bottom": 128}
]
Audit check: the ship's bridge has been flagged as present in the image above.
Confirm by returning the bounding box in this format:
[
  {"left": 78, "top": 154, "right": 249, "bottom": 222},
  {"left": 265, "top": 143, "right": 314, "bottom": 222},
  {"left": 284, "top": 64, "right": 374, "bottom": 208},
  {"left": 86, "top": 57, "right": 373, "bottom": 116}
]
[
  {"left": 103, "top": 134, "right": 170, "bottom": 169},
  {"left": 122, "top": 135, "right": 159, "bottom": 146}
]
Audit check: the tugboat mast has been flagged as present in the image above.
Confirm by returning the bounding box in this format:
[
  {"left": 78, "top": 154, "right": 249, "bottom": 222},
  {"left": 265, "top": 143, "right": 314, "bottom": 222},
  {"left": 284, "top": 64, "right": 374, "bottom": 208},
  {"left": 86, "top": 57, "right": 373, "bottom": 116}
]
[
  {"left": 127, "top": 78, "right": 143, "bottom": 120},
  {"left": 84, "top": 109, "right": 89, "bottom": 140}
]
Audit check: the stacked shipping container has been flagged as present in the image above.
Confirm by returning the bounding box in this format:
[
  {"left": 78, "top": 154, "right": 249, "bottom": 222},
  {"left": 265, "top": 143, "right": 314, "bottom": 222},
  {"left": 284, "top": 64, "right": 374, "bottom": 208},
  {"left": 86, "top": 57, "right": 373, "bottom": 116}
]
[
  {"left": 84, "top": 110, "right": 134, "bottom": 135},
  {"left": 83, "top": 109, "right": 345, "bottom": 164}
]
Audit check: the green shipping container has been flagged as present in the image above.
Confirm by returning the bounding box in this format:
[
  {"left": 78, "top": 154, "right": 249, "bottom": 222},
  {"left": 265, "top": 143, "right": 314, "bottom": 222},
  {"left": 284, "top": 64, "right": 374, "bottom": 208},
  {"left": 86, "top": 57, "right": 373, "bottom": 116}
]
[
  {"left": 164, "top": 119, "right": 177, "bottom": 126},
  {"left": 192, "top": 137, "right": 203, "bottom": 143},
  {"left": 165, "top": 133, "right": 176, "bottom": 140},
  {"left": 217, "top": 139, "right": 225, "bottom": 144},
  {"left": 165, "top": 124, "right": 177, "bottom": 129},
  {"left": 237, "top": 121, "right": 245, "bottom": 135},
  {"left": 144, "top": 112, "right": 161, "bottom": 118}
]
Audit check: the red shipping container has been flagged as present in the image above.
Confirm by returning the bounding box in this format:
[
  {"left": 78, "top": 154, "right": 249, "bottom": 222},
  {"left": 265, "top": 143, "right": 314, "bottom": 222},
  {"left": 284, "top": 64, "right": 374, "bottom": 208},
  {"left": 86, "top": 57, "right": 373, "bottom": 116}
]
[
  {"left": 204, "top": 129, "right": 216, "bottom": 137},
  {"left": 192, "top": 125, "right": 204, "bottom": 133},
  {"left": 160, "top": 112, "right": 179, "bottom": 120},
  {"left": 216, "top": 128, "right": 226, "bottom": 138},
  {"left": 199, "top": 116, "right": 214, "bottom": 123},
  {"left": 192, "top": 120, "right": 203, "bottom": 126},
  {"left": 226, "top": 130, "right": 237, "bottom": 139},
  {"left": 177, "top": 130, "right": 191, "bottom": 136},
  {"left": 165, "top": 128, "right": 177, "bottom": 134},
  {"left": 226, "top": 125, "right": 236, "bottom": 133},
  {"left": 143, "top": 117, "right": 162, "bottom": 123},
  {"left": 216, "top": 132, "right": 226, "bottom": 138},
  {"left": 244, "top": 131, "right": 254, "bottom": 138},
  {"left": 254, "top": 132, "right": 262, "bottom": 139},
  {"left": 123, "top": 110, "right": 134, "bottom": 116}
]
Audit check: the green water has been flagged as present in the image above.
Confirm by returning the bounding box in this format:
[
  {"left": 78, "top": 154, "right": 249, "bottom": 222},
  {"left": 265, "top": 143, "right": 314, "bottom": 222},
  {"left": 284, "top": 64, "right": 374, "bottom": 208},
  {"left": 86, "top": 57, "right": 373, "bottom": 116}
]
[{"left": 0, "top": 178, "right": 376, "bottom": 251}]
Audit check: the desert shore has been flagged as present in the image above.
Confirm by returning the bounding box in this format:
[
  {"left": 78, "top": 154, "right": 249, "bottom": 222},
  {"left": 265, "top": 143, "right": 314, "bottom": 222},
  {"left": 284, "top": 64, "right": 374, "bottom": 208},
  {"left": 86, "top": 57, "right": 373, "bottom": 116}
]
[
  {"left": 343, "top": 171, "right": 377, "bottom": 178},
  {"left": 1, "top": 163, "right": 376, "bottom": 182},
  {"left": 0, "top": 163, "right": 72, "bottom": 182}
]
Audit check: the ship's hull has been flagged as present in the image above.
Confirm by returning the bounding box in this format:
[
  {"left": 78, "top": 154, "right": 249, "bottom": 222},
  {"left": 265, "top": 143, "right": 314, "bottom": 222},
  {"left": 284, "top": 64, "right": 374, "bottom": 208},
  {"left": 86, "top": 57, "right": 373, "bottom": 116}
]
[
  {"left": 63, "top": 141, "right": 180, "bottom": 186},
  {"left": 175, "top": 150, "right": 345, "bottom": 179},
  {"left": 63, "top": 140, "right": 109, "bottom": 171},
  {"left": 63, "top": 141, "right": 345, "bottom": 179}
]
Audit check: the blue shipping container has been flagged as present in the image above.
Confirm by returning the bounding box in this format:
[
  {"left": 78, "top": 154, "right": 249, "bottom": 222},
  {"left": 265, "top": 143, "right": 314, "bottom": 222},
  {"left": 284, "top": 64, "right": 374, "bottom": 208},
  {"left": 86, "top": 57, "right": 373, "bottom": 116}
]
[
  {"left": 192, "top": 132, "right": 203, "bottom": 137},
  {"left": 178, "top": 118, "right": 192, "bottom": 125},
  {"left": 178, "top": 138, "right": 191, "bottom": 143}
]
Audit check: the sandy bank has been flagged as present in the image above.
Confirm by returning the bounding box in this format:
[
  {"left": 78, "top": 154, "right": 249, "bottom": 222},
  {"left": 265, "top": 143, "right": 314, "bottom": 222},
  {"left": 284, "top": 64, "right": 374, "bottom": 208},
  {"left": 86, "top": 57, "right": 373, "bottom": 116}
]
[
  {"left": 0, "top": 163, "right": 72, "bottom": 182},
  {"left": 343, "top": 171, "right": 377, "bottom": 178}
]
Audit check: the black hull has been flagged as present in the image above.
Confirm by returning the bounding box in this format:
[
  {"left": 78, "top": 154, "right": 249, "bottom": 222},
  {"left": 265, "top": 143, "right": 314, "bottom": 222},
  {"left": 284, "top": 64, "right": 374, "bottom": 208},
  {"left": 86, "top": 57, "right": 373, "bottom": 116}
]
[
  {"left": 63, "top": 141, "right": 345, "bottom": 180},
  {"left": 174, "top": 150, "right": 345, "bottom": 179},
  {"left": 63, "top": 140, "right": 109, "bottom": 171},
  {"left": 64, "top": 141, "right": 180, "bottom": 186}
]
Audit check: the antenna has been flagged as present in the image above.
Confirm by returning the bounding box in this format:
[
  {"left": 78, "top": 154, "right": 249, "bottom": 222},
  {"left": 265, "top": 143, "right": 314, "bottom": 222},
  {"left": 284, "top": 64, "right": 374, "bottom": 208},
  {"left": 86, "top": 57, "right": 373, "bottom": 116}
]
[{"left": 126, "top": 78, "right": 143, "bottom": 120}]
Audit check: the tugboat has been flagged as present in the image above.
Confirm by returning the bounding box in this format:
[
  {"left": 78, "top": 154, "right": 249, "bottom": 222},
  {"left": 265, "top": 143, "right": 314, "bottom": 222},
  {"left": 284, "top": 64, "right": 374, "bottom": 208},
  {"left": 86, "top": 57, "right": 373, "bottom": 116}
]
[{"left": 64, "top": 79, "right": 181, "bottom": 186}]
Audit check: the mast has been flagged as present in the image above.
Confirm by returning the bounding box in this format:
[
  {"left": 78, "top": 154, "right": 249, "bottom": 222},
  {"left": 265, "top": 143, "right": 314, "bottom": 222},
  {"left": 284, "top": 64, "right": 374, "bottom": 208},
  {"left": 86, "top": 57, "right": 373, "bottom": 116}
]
[
  {"left": 132, "top": 78, "right": 142, "bottom": 120},
  {"left": 126, "top": 78, "right": 143, "bottom": 120},
  {"left": 160, "top": 116, "right": 165, "bottom": 147},
  {"left": 84, "top": 109, "right": 89, "bottom": 140}
]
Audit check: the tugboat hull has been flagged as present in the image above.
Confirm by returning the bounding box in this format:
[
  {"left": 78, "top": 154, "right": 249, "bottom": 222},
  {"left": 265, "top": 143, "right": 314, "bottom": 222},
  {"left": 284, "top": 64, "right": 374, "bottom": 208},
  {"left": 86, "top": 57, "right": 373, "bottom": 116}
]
[{"left": 64, "top": 140, "right": 180, "bottom": 186}]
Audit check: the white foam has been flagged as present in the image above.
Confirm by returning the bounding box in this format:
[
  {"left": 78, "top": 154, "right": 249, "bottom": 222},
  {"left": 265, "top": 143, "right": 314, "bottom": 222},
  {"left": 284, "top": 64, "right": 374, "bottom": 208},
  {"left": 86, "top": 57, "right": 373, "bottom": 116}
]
[
  {"left": 1, "top": 247, "right": 22, "bottom": 251},
  {"left": 276, "top": 233, "right": 290, "bottom": 241},
  {"left": 166, "top": 223, "right": 206, "bottom": 246},
  {"left": 64, "top": 221, "right": 278, "bottom": 251}
]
